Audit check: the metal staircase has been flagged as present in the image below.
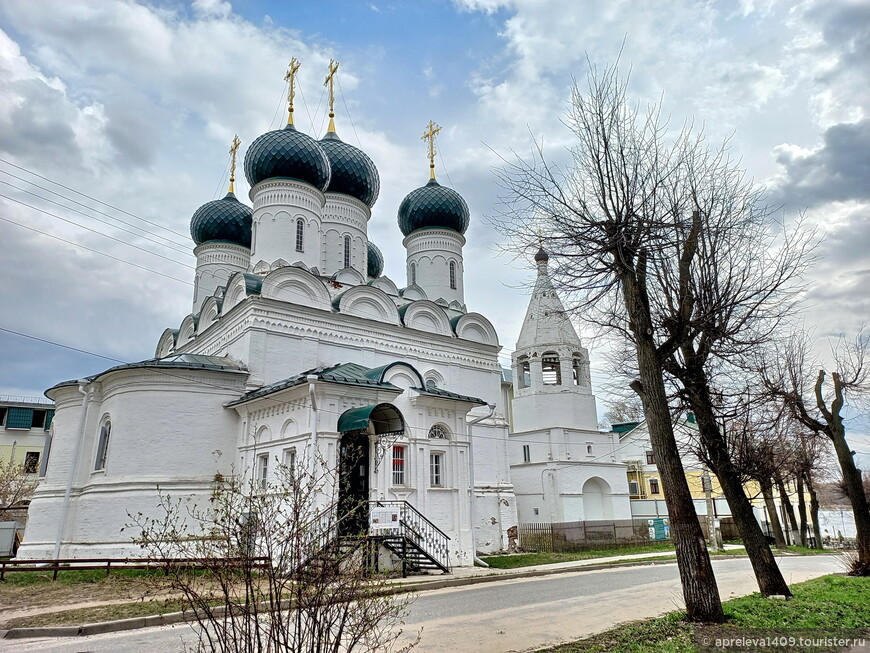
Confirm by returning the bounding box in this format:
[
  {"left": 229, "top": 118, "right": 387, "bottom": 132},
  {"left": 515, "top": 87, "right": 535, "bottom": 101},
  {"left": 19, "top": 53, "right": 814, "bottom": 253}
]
[
  {"left": 368, "top": 500, "right": 451, "bottom": 575},
  {"left": 297, "top": 500, "right": 451, "bottom": 577}
]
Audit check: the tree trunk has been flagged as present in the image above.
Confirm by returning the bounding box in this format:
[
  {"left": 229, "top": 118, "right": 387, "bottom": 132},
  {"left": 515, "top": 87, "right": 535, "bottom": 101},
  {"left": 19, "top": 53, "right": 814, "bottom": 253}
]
[
  {"left": 828, "top": 422, "right": 870, "bottom": 571},
  {"left": 775, "top": 474, "right": 799, "bottom": 546},
  {"left": 623, "top": 275, "right": 724, "bottom": 622},
  {"left": 796, "top": 473, "right": 808, "bottom": 548},
  {"left": 805, "top": 471, "right": 823, "bottom": 549},
  {"left": 761, "top": 480, "right": 788, "bottom": 549},
  {"left": 685, "top": 380, "right": 792, "bottom": 596}
]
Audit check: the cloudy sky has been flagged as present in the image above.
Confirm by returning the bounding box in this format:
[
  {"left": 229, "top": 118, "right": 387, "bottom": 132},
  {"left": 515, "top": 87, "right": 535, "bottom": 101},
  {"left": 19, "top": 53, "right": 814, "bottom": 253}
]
[{"left": 0, "top": 0, "right": 868, "bottom": 458}]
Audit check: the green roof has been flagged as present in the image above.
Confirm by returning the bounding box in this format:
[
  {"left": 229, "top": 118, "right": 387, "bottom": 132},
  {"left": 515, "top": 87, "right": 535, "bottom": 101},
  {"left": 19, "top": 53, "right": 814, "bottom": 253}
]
[
  {"left": 227, "top": 362, "right": 403, "bottom": 407},
  {"left": 228, "top": 361, "right": 485, "bottom": 407},
  {"left": 612, "top": 421, "right": 642, "bottom": 434},
  {"left": 337, "top": 403, "right": 404, "bottom": 434},
  {"left": 412, "top": 386, "right": 486, "bottom": 405},
  {"left": 47, "top": 354, "right": 247, "bottom": 396}
]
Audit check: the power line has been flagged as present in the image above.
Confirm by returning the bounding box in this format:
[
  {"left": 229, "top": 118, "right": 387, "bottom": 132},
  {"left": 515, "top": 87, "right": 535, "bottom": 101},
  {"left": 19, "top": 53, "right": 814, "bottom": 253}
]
[
  {"left": 0, "top": 327, "right": 124, "bottom": 364},
  {"left": 0, "top": 193, "right": 194, "bottom": 270},
  {"left": 0, "top": 215, "right": 192, "bottom": 286},
  {"left": 0, "top": 168, "right": 191, "bottom": 249},
  {"left": 0, "top": 179, "right": 194, "bottom": 257},
  {"left": 0, "top": 157, "right": 191, "bottom": 240}
]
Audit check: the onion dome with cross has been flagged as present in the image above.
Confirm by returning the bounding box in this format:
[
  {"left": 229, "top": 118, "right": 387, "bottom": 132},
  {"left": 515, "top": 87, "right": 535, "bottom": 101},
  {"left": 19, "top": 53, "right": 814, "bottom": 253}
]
[
  {"left": 397, "top": 121, "right": 470, "bottom": 237},
  {"left": 190, "top": 135, "right": 253, "bottom": 247},
  {"left": 243, "top": 58, "right": 331, "bottom": 191},
  {"left": 317, "top": 60, "right": 380, "bottom": 208}
]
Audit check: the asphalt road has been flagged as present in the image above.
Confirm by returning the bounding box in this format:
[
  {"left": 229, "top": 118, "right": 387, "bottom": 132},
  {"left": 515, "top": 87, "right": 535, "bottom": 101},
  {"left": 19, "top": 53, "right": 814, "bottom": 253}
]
[{"left": 1, "top": 555, "right": 844, "bottom": 653}]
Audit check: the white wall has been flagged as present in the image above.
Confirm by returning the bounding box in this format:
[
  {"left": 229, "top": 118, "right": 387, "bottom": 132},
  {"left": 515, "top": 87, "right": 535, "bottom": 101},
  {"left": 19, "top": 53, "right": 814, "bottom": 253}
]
[{"left": 19, "top": 368, "right": 247, "bottom": 559}]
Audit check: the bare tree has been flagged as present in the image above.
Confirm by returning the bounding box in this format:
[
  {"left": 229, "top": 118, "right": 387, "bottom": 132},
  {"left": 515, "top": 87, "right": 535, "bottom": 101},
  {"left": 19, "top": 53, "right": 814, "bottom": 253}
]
[
  {"left": 602, "top": 398, "right": 645, "bottom": 426},
  {"left": 494, "top": 61, "right": 725, "bottom": 621},
  {"left": 0, "top": 457, "right": 38, "bottom": 525},
  {"left": 761, "top": 330, "right": 870, "bottom": 573},
  {"left": 658, "top": 203, "right": 814, "bottom": 596},
  {"left": 128, "top": 460, "right": 418, "bottom": 653}
]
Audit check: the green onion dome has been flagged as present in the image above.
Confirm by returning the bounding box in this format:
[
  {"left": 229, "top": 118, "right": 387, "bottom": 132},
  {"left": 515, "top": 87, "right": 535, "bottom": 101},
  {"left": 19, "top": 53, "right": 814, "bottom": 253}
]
[
  {"left": 397, "top": 178, "right": 470, "bottom": 237},
  {"left": 319, "top": 131, "right": 380, "bottom": 208},
  {"left": 244, "top": 124, "right": 331, "bottom": 190},
  {"left": 367, "top": 241, "right": 384, "bottom": 278},
  {"left": 190, "top": 192, "right": 253, "bottom": 247}
]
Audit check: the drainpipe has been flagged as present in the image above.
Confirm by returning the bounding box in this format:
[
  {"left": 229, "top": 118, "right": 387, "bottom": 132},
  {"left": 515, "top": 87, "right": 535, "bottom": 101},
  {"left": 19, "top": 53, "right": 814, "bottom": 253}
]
[
  {"left": 53, "top": 380, "right": 91, "bottom": 560},
  {"left": 467, "top": 403, "right": 495, "bottom": 567},
  {"left": 307, "top": 375, "right": 319, "bottom": 475}
]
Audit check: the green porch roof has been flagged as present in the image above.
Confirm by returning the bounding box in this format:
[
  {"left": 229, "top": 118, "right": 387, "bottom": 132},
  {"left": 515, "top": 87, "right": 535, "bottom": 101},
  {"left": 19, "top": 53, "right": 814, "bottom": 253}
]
[{"left": 337, "top": 403, "right": 405, "bottom": 434}]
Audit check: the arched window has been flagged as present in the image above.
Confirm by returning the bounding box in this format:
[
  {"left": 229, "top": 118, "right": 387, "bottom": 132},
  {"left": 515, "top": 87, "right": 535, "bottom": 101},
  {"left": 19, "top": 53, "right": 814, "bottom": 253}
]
[
  {"left": 410, "top": 262, "right": 416, "bottom": 285},
  {"left": 94, "top": 418, "right": 111, "bottom": 471},
  {"left": 428, "top": 424, "right": 449, "bottom": 439},
  {"left": 572, "top": 354, "right": 583, "bottom": 386},
  {"left": 343, "top": 235, "right": 351, "bottom": 268},
  {"left": 425, "top": 378, "right": 437, "bottom": 390},
  {"left": 541, "top": 352, "right": 561, "bottom": 385},
  {"left": 517, "top": 356, "right": 531, "bottom": 389},
  {"left": 449, "top": 260, "right": 457, "bottom": 290},
  {"left": 295, "top": 218, "right": 304, "bottom": 252}
]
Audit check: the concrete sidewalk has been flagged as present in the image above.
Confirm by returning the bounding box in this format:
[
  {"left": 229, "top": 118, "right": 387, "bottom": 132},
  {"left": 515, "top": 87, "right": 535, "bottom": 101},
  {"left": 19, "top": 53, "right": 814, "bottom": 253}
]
[
  {"left": 1, "top": 545, "right": 747, "bottom": 640},
  {"left": 387, "top": 544, "right": 747, "bottom": 590}
]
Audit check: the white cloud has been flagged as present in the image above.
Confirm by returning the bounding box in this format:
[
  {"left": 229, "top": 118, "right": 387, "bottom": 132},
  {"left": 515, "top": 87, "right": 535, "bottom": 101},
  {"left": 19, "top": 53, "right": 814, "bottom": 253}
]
[
  {"left": 193, "top": 0, "right": 233, "bottom": 18},
  {"left": 0, "top": 0, "right": 868, "bottom": 410}
]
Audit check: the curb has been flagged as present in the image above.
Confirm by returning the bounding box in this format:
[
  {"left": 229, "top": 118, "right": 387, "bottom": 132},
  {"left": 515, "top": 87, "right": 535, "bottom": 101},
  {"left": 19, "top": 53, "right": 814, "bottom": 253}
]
[{"left": 1, "top": 553, "right": 762, "bottom": 639}]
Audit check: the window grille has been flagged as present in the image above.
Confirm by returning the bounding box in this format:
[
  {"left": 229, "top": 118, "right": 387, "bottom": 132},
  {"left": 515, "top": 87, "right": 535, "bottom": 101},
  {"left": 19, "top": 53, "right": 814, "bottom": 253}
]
[
  {"left": 428, "top": 424, "right": 448, "bottom": 439},
  {"left": 449, "top": 260, "right": 457, "bottom": 290},
  {"left": 343, "top": 235, "right": 351, "bottom": 268},
  {"left": 295, "top": 219, "right": 304, "bottom": 252},
  {"left": 23, "top": 451, "right": 39, "bottom": 474},
  {"left": 410, "top": 262, "right": 416, "bottom": 285},
  {"left": 392, "top": 445, "right": 406, "bottom": 485},
  {"left": 5, "top": 407, "right": 33, "bottom": 430}
]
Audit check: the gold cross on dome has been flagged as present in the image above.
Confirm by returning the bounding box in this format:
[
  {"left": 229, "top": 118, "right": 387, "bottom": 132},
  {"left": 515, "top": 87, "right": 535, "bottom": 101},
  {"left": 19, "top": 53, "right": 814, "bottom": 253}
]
[
  {"left": 323, "top": 59, "right": 340, "bottom": 132},
  {"left": 284, "top": 57, "right": 301, "bottom": 125},
  {"left": 421, "top": 120, "right": 441, "bottom": 179},
  {"left": 228, "top": 134, "right": 241, "bottom": 193}
]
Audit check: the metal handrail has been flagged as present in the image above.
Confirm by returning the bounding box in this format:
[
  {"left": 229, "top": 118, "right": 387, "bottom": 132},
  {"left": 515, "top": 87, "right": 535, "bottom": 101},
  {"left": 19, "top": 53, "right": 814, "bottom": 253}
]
[{"left": 370, "top": 500, "right": 450, "bottom": 571}]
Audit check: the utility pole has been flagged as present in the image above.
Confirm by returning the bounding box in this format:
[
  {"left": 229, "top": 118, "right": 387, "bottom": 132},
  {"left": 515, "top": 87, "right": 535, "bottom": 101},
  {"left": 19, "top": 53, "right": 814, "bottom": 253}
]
[{"left": 702, "top": 471, "right": 722, "bottom": 552}]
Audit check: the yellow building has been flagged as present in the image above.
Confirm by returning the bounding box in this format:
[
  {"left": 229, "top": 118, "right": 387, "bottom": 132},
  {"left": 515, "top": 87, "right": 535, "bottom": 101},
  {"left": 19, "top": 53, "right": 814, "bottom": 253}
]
[
  {"left": 0, "top": 396, "right": 54, "bottom": 475},
  {"left": 615, "top": 416, "right": 809, "bottom": 541}
]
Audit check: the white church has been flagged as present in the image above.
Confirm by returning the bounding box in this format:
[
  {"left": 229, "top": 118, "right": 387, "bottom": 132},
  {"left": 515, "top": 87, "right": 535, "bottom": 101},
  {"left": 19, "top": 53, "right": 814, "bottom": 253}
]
[{"left": 18, "top": 62, "right": 630, "bottom": 569}]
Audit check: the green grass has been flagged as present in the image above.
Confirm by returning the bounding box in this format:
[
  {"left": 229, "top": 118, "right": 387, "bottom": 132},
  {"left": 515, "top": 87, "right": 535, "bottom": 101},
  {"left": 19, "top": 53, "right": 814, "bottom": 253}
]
[
  {"left": 479, "top": 542, "right": 676, "bottom": 569},
  {"left": 780, "top": 545, "right": 832, "bottom": 555},
  {"left": 2, "top": 600, "right": 189, "bottom": 629},
  {"left": 0, "top": 567, "right": 166, "bottom": 587},
  {"left": 537, "top": 575, "right": 870, "bottom": 652}
]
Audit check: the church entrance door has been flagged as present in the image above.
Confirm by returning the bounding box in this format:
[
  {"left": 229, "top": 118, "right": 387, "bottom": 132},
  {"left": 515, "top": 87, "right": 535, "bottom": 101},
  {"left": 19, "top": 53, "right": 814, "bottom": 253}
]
[
  {"left": 338, "top": 430, "right": 370, "bottom": 537},
  {"left": 336, "top": 403, "right": 406, "bottom": 537}
]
